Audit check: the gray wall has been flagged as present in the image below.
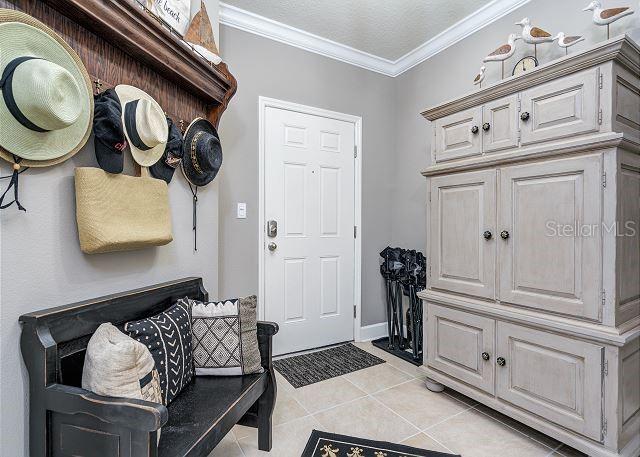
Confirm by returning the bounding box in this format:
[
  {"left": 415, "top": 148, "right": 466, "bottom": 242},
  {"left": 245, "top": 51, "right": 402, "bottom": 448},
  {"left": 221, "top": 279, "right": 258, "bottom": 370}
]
[
  {"left": 217, "top": 25, "right": 396, "bottom": 327},
  {"left": 391, "top": 0, "right": 640, "bottom": 250}
]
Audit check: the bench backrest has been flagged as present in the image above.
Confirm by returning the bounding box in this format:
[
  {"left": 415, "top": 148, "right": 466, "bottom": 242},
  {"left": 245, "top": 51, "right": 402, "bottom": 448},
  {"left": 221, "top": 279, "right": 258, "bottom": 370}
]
[{"left": 20, "top": 277, "right": 208, "bottom": 387}]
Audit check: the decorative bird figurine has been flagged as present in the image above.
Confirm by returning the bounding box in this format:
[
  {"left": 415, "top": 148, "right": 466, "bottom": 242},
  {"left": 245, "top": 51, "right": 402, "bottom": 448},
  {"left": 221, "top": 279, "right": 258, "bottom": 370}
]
[
  {"left": 556, "top": 32, "right": 585, "bottom": 55},
  {"left": 583, "top": 1, "right": 634, "bottom": 39},
  {"left": 516, "top": 17, "right": 555, "bottom": 59},
  {"left": 473, "top": 66, "right": 486, "bottom": 88},
  {"left": 483, "top": 33, "right": 519, "bottom": 79}
]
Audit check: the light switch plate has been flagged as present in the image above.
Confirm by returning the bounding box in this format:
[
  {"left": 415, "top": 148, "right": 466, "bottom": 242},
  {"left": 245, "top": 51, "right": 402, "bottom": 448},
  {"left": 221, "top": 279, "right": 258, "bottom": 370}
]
[{"left": 237, "top": 202, "right": 247, "bottom": 219}]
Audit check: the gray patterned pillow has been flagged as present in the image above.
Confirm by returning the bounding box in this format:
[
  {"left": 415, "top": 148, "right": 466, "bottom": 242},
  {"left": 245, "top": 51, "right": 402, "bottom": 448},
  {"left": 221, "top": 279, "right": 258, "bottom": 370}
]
[{"left": 189, "top": 295, "right": 263, "bottom": 376}]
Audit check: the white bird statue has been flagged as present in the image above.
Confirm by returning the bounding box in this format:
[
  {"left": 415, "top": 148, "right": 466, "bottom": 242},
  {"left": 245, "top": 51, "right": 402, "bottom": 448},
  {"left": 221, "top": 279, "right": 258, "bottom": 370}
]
[
  {"left": 583, "top": 1, "right": 634, "bottom": 39},
  {"left": 483, "top": 33, "right": 519, "bottom": 78},
  {"left": 556, "top": 32, "right": 585, "bottom": 55},
  {"left": 473, "top": 66, "right": 486, "bottom": 88},
  {"left": 516, "top": 17, "right": 555, "bottom": 59}
]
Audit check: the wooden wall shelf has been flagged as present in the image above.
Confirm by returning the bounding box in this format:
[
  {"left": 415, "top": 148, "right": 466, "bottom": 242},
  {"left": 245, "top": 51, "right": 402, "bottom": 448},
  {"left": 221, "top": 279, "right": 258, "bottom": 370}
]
[
  {"left": 41, "top": 0, "right": 233, "bottom": 105},
  {"left": 2, "top": 0, "right": 237, "bottom": 128}
]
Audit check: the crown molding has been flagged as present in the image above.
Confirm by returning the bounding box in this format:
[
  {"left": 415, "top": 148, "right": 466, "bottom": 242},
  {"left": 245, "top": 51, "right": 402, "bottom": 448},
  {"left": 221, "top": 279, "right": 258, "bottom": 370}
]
[
  {"left": 219, "top": 3, "right": 396, "bottom": 76},
  {"left": 220, "top": 0, "right": 531, "bottom": 77}
]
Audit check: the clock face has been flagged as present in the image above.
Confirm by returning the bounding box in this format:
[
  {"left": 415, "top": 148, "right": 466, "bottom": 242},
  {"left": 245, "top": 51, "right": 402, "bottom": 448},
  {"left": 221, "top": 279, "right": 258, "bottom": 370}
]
[{"left": 512, "top": 56, "right": 538, "bottom": 76}]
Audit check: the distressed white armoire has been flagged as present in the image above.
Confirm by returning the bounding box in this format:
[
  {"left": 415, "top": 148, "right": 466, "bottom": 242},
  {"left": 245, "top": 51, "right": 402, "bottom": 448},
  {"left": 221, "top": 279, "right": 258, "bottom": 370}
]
[{"left": 419, "top": 35, "right": 640, "bottom": 457}]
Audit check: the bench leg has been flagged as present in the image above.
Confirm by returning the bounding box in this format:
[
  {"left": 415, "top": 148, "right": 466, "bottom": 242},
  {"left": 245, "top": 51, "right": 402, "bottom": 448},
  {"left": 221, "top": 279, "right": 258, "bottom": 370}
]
[{"left": 257, "top": 369, "right": 277, "bottom": 451}]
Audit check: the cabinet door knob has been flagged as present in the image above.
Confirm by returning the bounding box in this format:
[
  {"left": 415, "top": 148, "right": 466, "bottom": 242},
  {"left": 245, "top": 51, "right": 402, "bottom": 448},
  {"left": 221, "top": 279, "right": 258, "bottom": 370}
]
[
  {"left": 483, "top": 231, "right": 492, "bottom": 240},
  {"left": 520, "top": 111, "right": 530, "bottom": 121},
  {"left": 497, "top": 357, "right": 506, "bottom": 366},
  {"left": 482, "top": 122, "right": 491, "bottom": 131},
  {"left": 482, "top": 352, "right": 490, "bottom": 361},
  {"left": 471, "top": 125, "right": 479, "bottom": 134},
  {"left": 500, "top": 230, "right": 510, "bottom": 240}
]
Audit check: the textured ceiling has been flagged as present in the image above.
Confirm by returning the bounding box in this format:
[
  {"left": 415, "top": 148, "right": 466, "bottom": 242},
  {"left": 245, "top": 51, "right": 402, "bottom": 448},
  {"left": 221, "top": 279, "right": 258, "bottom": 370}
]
[{"left": 222, "top": 0, "right": 494, "bottom": 61}]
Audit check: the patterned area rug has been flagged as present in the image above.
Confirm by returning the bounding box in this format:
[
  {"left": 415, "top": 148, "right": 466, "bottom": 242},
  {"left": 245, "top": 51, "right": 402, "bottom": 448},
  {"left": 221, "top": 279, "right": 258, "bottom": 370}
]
[
  {"left": 273, "top": 343, "right": 385, "bottom": 388},
  {"left": 302, "top": 430, "right": 459, "bottom": 457}
]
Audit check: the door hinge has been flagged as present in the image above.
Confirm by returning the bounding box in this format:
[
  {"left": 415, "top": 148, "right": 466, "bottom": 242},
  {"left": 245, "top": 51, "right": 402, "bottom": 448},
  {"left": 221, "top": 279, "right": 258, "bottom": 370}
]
[
  {"left": 602, "top": 172, "right": 607, "bottom": 188},
  {"left": 517, "top": 129, "right": 522, "bottom": 143},
  {"left": 517, "top": 96, "right": 521, "bottom": 113},
  {"left": 598, "top": 108, "right": 603, "bottom": 125},
  {"left": 602, "top": 359, "right": 609, "bottom": 376},
  {"left": 602, "top": 290, "right": 606, "bottom": 306},
  {"left": 354, "top": 145, "right": 358, "bottom": 158},
  {"left": 354, "top": 226, "right": 357, "bottom": 238},
  {"left": 602, "top": 418, "right": 608, "bottom": 437},
  {"left": 353, "top": 305, "right": 357, "bottom": 319},
  {"left": 599, "top": 73, "right": 604, "bottom": 89}
]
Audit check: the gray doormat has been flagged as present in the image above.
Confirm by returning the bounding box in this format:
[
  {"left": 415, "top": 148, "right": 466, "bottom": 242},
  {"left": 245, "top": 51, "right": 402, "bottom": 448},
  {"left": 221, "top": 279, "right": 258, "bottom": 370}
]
[{"left": 273, "top": 343, "right": 385, "bottom": 388}]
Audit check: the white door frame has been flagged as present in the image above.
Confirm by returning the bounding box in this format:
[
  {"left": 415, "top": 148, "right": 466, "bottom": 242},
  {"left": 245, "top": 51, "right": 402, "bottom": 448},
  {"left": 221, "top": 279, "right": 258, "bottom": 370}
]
[{"left": 258, "top": 96, "right": 363, "bottom": 343}]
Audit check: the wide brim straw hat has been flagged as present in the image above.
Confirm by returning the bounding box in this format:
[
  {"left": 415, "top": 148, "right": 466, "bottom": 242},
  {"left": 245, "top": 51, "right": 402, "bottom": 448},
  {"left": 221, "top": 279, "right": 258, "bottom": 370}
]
[
  {"left": 0, "top": 9, "right": 93, "bottom": 168},
  {"left": 114, "top": 84, "right": 168, "bottom": 168}
]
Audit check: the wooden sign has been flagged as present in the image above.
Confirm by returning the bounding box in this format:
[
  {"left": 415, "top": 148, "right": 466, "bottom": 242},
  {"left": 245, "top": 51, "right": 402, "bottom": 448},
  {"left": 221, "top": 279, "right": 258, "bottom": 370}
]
[{"left": 145, "top": 0, "right": 191, "bottom": 35}]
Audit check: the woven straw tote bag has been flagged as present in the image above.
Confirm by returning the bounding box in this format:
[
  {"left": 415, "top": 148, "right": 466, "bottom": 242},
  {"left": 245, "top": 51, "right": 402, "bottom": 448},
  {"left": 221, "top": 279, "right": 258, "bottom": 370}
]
[{"left": 75, "top": 167, "right": 173, "bottom": 254}]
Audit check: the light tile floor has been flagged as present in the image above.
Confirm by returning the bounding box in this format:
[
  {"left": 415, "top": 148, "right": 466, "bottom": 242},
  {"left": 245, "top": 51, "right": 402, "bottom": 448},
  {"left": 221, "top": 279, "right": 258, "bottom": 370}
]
[{"left": 208, "top": 341, "right": 587, "bottom": 457}]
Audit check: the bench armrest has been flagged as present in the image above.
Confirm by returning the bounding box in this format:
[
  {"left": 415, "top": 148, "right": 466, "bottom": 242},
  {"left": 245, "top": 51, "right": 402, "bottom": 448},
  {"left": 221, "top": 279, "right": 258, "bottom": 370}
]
[
  {"left": 256, "top": 321, "right": 279, "bottom": 369},
  {"left": 45, "top": 383, "right": 168, "bottom": 432}
]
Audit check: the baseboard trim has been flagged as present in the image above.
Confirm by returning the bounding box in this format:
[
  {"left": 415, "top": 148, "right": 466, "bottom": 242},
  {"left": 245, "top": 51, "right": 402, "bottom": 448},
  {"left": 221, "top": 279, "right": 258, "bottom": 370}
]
[{"left": 358, "top": 322, "right": 388, "bottom": 342}]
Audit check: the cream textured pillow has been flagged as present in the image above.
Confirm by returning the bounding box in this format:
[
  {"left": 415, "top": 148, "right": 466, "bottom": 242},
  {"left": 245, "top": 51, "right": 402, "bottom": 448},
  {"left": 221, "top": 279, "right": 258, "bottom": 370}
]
[{"left": 82, "top": 323, "right": 162, "bottom": 405}]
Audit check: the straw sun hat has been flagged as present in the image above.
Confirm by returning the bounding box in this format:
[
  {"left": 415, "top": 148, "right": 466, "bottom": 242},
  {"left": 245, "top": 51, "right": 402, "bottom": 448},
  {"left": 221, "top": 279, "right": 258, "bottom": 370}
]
[
  {"left": 0, "top": 9, "right": 93, "bottom": 168},
  {"left": 114, "top": 85, "right": 168, "bottom": 168}
]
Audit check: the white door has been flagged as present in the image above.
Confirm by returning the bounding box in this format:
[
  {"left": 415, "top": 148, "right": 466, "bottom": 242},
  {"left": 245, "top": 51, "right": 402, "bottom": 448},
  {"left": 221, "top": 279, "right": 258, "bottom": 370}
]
[{"left": 264, "top": 106, "right": 356, "bottom": 355}]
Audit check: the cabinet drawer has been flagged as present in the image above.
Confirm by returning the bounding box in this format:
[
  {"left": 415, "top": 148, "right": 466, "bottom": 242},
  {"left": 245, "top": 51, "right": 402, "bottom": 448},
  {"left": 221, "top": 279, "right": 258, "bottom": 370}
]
[
  {"left": 427, "top": 304, "right": 495, "bottom": 394},
  {"left": 520, "top": 67, "right": 600, "bottom": 145},
  {"left": 434, "top": 107, "right": 482, "bottom": 162},
  {"left": 496, "top": 322, "right": 603, "bottom": 441}
]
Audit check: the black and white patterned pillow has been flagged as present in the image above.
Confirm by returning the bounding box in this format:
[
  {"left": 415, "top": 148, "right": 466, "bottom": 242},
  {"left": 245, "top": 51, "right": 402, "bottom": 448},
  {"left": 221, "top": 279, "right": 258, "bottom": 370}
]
[
  {"left": 190, "top": 295, "right": 263, "bottom": 376},
  {"left": 125, "top": 300, "right": 193, "bottom": 405}
]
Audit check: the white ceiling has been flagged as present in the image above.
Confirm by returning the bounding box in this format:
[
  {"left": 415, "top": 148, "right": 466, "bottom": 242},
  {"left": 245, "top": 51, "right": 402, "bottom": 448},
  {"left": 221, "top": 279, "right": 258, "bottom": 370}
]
[
  {"left": 222, "top": 0, "right": 494, "bottom": 60},
  {"left": 219, "top": 0, "right": 531, "bottom": 76}
]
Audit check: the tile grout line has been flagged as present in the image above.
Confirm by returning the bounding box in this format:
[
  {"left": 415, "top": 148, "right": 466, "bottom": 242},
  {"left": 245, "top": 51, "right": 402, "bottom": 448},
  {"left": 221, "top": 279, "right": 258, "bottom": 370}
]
[
  {"left": 471, "top": 404, "right": 560, "bottom": 452},
  {"left": 543, "top": 443, "right": 565, "bottom": 457},
  {"left": 420, "top": 403, "right": 477, "bottom": 432},
  {"left": 421, "top": 430, "right": 456, "bottom": 454}
]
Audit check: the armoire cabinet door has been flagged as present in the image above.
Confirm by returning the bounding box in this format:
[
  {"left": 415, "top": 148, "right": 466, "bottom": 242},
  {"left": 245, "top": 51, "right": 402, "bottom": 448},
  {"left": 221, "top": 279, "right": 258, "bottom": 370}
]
[
  {"left": 427, "top": 304, "right": 495, "bottom": 394},
  {"left": 498, "top": 155, "right": 602, "bottom": 320},
  {"left": 429, "top": 170, "right": 496, "bottom": 299},
  {"left": 496, "top": 322, "right": 604, "bottom": 441},
  {"left": 434, "top": 107, "right": 483, "bottom": 162},
  {"left": 482, "top": 95, "right": 519, "bottom": 153},
  {"left": 519, "top": 68, "right": 600, "bottom": 146}
]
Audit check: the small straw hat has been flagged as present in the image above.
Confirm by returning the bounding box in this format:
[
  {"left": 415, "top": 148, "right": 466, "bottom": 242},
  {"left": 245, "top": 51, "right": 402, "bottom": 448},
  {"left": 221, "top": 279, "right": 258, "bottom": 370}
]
[
  {"left": 0, "top": 9, "right": 93, "bottom": 168},
  {"left": 114, "top": 85, "right": 168, "bottom": 167}
]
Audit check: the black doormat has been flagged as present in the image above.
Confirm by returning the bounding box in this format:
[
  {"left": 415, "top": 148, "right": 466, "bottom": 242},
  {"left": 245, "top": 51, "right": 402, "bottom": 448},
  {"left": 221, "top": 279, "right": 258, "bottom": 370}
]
[
  {"left": 273, "top": 343, "right": 385, "bottom": 388},
  {"left": 302, "top": 430, "right": 460, "bottom": 457}
]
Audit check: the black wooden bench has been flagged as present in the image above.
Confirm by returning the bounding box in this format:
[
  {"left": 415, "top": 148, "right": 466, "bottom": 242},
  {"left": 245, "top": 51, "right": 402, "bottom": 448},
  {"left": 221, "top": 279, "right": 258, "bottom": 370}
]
[{"left": 19, "top": 277, "right": 278, "bottom": 457}]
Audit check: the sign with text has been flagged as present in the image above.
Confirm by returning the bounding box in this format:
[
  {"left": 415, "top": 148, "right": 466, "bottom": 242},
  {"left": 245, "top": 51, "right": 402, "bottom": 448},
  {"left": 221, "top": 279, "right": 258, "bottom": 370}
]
[{"left": 146, "top": 0, "right": 192, "bottom": 35}]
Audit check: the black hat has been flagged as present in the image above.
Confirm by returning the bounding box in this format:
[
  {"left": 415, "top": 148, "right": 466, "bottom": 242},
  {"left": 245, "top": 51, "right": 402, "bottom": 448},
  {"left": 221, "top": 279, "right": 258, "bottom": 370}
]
[
  {"left": 150, "top": 117, "right": 183, "bottom": 184},
  {"left": 181, "top": 118, "right": 222, "bottom": 187},
  {"left": 92, "top": 89, "right": 126, "bottom": 174}
]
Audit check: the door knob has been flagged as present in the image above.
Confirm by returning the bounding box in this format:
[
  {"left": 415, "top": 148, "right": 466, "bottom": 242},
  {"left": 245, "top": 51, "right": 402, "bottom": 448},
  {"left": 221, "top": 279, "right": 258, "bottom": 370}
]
[
  {"left": 471, "top": 125, "right": 479, "bottom": 134},
  {"left": 482, "top": 352, "right": 490, "bottom": 361},
  {"left": 500, "top": 230, "right": 510, "bottom": 240},
  {"left": 497, "top": 357, "right": 506, "bottom": 366},
  {"left": 482, "top": 122, "right": 491, "bottom": 131},
  {"left": 520, "top": 111, "right": 530, "bottom": 121},
  {"left": 268, "top": 242, "right": 277, "bottom": 251},
  {"left": 483, "top": 231, "right": 492, "bottom": 240}
]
